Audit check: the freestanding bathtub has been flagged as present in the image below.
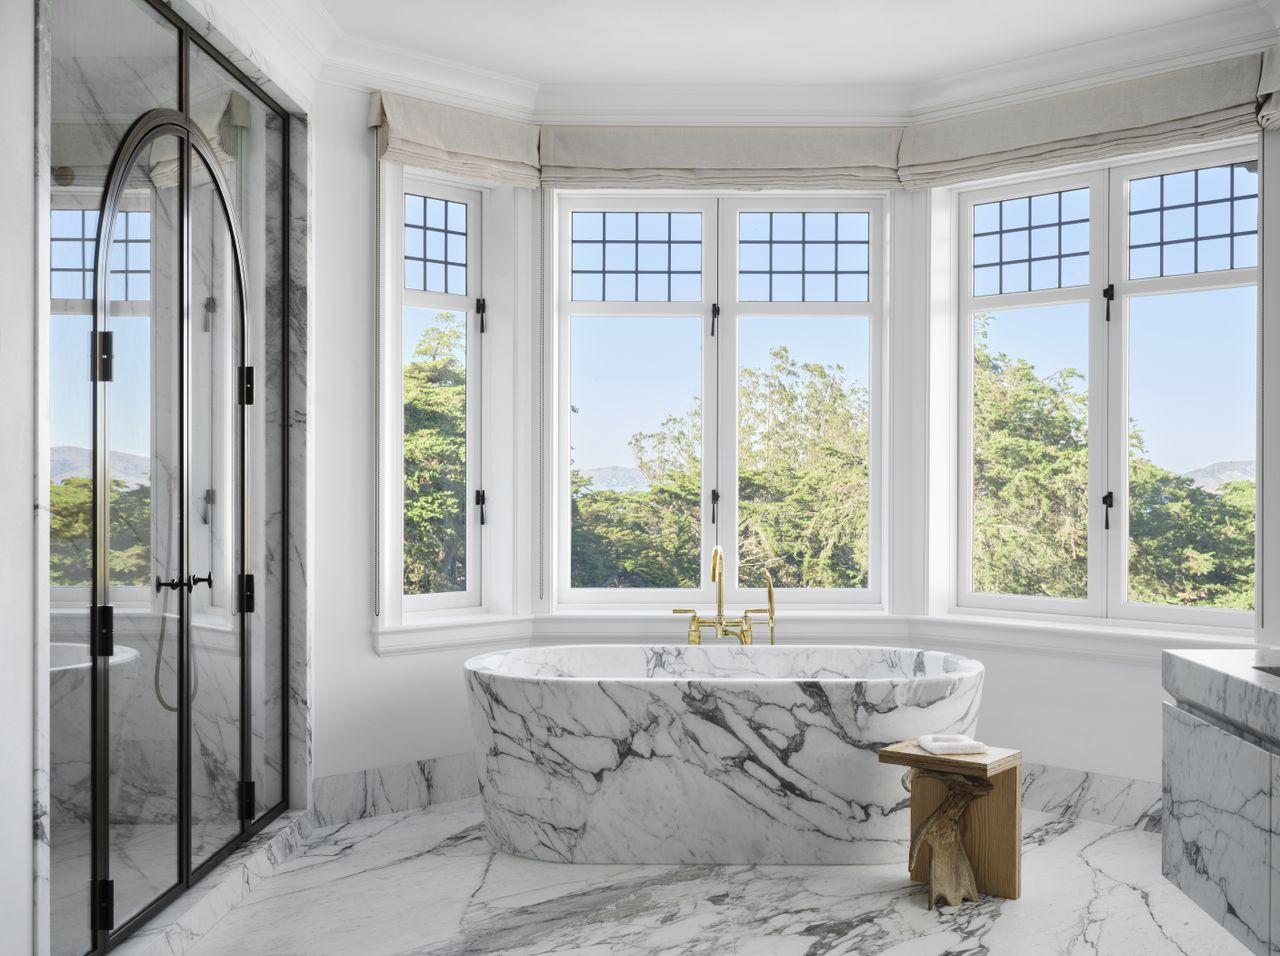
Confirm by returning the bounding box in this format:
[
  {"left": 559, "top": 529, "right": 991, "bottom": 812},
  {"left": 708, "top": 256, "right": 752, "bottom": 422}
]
[{"left": 464, "top": 644, "right": 983, "bottom": 864}]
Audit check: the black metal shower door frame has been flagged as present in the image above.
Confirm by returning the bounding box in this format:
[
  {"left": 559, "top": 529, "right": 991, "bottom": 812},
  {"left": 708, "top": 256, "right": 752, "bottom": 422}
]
[{"left": 81, "top": 7, "right": 292, "bottom": 946}]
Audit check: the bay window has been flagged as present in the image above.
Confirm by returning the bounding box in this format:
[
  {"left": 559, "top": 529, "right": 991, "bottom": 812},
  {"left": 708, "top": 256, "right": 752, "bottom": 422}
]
[
  {"left": 959, "top": 145, "right": 1257, "bottom": 624},
  {"left": 557, "top": 195, "right": 883, "bottom": 606}
]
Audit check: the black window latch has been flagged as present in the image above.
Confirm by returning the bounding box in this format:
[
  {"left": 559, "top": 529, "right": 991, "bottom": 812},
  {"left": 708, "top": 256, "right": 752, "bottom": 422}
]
[
  {"left": 1102, "top": 490, "right": 1114, "bottom": 529},
  {"left": 476, "top": 489, "right": 487, "bottom": 525}
]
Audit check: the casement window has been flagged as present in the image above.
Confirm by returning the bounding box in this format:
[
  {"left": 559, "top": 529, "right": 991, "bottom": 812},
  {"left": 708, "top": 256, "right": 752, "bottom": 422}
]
[
  {"left": 379, "top": 170, "right": 483, "bottom": 615},
  {"left": 958, "top": 144, "right": 1257, "bottom": 625},
  {"left": 557, "top": 195, "right": 883, "bottom": 607}
]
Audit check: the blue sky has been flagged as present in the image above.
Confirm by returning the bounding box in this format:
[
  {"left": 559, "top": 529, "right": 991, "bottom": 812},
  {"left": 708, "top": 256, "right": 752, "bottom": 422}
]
[{"left": 983, "top": 284, "right": 1255, "bottom": 475}]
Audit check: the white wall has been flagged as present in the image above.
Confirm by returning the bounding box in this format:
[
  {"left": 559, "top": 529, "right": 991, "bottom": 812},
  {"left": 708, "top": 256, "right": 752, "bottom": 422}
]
[
  {"left": 310, "top": 81, "right": 486, "bottom": 777},
  {"left": 1, "top": 0, "right": 38, "bottom": 950}
]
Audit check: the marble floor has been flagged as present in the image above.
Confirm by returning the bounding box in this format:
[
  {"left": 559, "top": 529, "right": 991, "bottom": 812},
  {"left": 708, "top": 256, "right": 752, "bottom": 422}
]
[{"left": 184, "top": 798, "right": 1248, "bottom": 956}]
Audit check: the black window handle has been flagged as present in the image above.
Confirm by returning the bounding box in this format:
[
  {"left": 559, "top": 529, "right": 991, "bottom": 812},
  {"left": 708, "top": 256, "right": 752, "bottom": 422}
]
[
  {"left": 475, "top": 490, "right": 486, "bottom": 525},
  {"left": 1102, "top": 491, "right": 1114, "bottom": 530}
]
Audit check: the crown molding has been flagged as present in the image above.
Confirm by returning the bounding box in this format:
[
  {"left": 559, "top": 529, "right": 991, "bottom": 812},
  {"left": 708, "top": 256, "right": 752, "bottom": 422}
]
[
  {"left": 319, "top": 36, "right": 538, "bottom": 120},
  {"left": 306, "top": 2, "right": 1274, "bottom": 126}
]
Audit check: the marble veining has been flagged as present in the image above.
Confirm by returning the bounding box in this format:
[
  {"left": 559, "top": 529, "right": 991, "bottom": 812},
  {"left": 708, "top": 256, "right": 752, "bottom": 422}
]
[
  {"left": 183, "top": 796, "right": 1247, "bottom": 956},
  {"left": 1021, "top": 760, "right": 1161, "bottom": 831},
  {"left": 467, "top": 644, "right": 983, "bottom": 864},
  {"left": 1163, "top": 702, "right": 1271, "bottom": 955},
  {"left": 310, "top": 752, "right": 479, "bottom": 827}
]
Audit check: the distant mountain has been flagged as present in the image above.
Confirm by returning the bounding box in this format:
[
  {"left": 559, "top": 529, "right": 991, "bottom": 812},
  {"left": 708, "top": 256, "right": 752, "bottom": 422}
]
[
  {"left": 581, "top": 466, "right": 649, "bottom": 492},
  {"left": 1184, "top": 460, "right": 1255, "bottom": 492},
  {"left": 51, "top": 446, "right": 151, "bottom": 489}
]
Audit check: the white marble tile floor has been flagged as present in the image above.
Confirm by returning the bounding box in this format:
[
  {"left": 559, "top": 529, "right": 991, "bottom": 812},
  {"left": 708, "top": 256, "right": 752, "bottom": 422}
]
[{"left": 186, "top": 797, "right": 1246, "bottom": 955}]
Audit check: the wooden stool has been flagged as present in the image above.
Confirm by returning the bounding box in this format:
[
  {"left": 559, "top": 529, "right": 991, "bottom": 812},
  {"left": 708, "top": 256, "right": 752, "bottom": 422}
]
[{"left": 879, "top": 739, "right": 1022, "bottom": 908}]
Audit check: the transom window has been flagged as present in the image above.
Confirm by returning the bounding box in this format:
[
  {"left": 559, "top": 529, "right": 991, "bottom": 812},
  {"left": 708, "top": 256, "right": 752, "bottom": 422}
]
[
  {"left": 570, "top": 210, "right": 702, "bottom": 302},
  {"left": 959, "top": 146, "right": 1257, "bottom": 627},
  {"left": 558, "top": 196, "right": 882, "bottom": 607},
  {"left": 972, "top": 188, "right": 1089, "bottom": 296},
  {"left": 1128, "top": 161, "right": 1258, "bottom": 278},
  {"left": 404, "top": 192, "right": 467, "bottom": 295},
  {"left": 738, "top": 210, "right": 870, "bottom": 302}
]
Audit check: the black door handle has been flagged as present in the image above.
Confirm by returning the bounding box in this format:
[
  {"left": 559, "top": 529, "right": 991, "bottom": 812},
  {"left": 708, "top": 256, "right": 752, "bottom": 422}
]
[
  {"left": 188, "top": 573, "right": 213, "bottom": 591},
  {"left": 156, "top": 575, "right": 184, "bottom": 593}
]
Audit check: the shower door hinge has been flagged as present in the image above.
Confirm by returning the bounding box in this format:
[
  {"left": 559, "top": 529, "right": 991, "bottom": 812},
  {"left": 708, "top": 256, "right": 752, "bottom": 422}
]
[
  {"left": 237, "top": 366, "right": 255, "bottom": 406},
  {"left": 1103, "top": 284, "right": 1115, "bottom": 322},
  {"left": 711, "top": 303, "right": 720, "bottom": 336},
  {"left": 239, "top": 780, "right": 257, "bottom": 821},
  {"left": 90, "top": 878, "right": 115, "bottom": 932},
  {"left": 90, "top": 605, "right": 114, "bottom": 658},
  {"left": 238, "top": 573, "right": 256, "bottom": 615},
  {"left": 476, "top": 297, "right": 487, "bottom": 333},
  {"left": 89, "top": 330, "right": 114, "bottom": 382}
]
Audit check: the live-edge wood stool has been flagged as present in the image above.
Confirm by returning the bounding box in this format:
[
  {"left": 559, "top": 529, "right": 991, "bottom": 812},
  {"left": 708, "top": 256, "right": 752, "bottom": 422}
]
[{"left": 878, "top": 739, "right": 1022, "bottom": 909}]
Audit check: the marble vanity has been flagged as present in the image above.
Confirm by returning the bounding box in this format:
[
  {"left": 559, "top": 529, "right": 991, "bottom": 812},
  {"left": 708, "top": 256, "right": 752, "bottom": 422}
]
[{"left": 1162, "top": 647, "right": 1280, "bottom": 955}]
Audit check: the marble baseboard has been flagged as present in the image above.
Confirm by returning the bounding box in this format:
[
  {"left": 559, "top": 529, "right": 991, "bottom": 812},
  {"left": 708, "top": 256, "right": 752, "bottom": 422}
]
[
  {"left": 310, "top": 752, "right": 479, "bottom": 828},
  {"left": 112, "top": 810, "right": 313, "bottom": 956},
  {"left": 1021, "top": 761, "right": 1162, "bottom": 832}
]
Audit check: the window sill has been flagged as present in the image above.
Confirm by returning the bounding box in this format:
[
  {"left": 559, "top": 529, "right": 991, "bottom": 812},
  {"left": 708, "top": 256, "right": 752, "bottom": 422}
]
[
  {"left": 369, "top": 604, "right": 1256, "bottom": 665},
  {"left": 372, "top": 611, "right": 534, "bottom": 657}
]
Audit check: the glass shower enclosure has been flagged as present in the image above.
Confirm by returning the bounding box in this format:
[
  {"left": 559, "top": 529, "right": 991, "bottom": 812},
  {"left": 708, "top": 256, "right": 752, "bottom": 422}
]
[{"left": 46, "top": 1, "right": 289, "bottom": 952}]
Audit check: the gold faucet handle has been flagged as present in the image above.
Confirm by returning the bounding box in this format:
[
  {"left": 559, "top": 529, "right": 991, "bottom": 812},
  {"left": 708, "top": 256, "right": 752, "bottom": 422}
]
[{"left": 672, "top": 609, "right": 698, "bottom": 616}]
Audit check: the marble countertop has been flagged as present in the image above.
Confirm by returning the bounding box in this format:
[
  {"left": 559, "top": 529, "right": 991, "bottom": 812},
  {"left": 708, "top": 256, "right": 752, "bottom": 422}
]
[{"left": 1163, "top": 648, "right": 1280, "bottom": 749}]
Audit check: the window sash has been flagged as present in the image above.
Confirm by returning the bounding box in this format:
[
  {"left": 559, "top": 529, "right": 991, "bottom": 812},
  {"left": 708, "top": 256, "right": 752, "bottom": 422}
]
[
  {"left": 555, "top": 193, "right": 884, "bottom": 608},
  {"left": 381, "top": 168, "right": 483, "bottom": 617},
  {"left": 957, "top": 145, "right": 1257, "bottom": 626},
  {"left": 1105, "top": 146, "right": 1257, "bottom": 628}
]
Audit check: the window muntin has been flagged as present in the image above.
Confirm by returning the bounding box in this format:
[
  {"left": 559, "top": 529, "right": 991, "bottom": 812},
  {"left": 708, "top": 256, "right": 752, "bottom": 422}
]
[
  {"left": 109, "top": 211, "right": 152, "bottom": 301},
  {"left": 737, "top": 314, "right": 871, "bottom": 588},
  {"left": 405, "top": 192, "right": 467, "bottom": 295},
  {"left": 1128, "top": 162, "right": 1258, "bottom": 279},
  {"left": 1126, "top": 286, "right": 1255, "bottom": 609},
  {"left": 569, "top": 315, "right": 703, "bottom": 588},
  {"left": 972, "top": 188, "right": 1089, "bottom": 296},
  {"left": 570, "top": 211, "right": 703, "bottom": 302},
  {"left": 558, "top": 196, "right": 881, "bottom": 606},
  {"left": 738, "top": 211, "right": 869, "bottom": 302},
  {"left": 959, "top": 148, "right": 1257, "bottom": 625},
  {"left": 50, "top": 208, "right": 98, "bottom": 299},
  {"left": 389, "top": 177, "right": 482, "bottom": 612}
]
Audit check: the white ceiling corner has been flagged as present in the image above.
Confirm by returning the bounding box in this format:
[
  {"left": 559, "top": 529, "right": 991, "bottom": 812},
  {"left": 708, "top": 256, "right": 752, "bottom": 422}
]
[{"left": 295, "top": 0, "right": 1275, "bottom": 124}]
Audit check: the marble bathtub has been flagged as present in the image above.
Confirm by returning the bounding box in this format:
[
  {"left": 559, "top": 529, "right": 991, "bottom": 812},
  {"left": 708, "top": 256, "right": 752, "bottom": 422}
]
[{"left": 465, "top": 644, "right": 983, "bottom": 864}]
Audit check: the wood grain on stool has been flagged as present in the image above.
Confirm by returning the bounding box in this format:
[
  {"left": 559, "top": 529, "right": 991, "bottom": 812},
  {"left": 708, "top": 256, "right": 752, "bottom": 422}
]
[{"left": 880, "top": 739, "right": 1022, "bottom": 903}]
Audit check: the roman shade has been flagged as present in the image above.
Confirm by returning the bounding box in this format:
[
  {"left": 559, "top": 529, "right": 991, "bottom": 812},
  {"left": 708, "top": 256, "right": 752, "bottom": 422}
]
[
  {"left": 898, "top": 55, "right": 1264, "bottom": 188},
  {"left": 539, "top": 124, "right": 904, "bottom": 189},
  {"left": 367, "top": 91, "right": 541, "bottom": 188},
  {"left": 1259, "top": 45, "right": 1280, "bottom": 130}
]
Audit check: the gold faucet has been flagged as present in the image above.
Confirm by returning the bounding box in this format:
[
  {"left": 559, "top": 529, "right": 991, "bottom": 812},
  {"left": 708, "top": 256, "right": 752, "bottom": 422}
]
[{"left": 673, "top": 545, "right": 776, "bottom": 645}]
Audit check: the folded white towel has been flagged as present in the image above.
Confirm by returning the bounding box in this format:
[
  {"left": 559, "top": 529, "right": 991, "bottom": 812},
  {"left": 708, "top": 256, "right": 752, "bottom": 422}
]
[{"left": 917, "top": 733, "right": 987, "bottom": 755}]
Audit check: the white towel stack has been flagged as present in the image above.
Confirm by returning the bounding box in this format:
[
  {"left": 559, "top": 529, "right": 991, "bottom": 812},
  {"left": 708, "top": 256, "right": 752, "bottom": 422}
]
[{"left": 917, "top": 733, "right": 987, "bottom": 755}]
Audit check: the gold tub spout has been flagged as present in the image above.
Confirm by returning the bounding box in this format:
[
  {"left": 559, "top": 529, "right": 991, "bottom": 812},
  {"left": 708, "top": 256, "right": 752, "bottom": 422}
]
[{"left": 672, "top": 546, "right": 776, "bottom": 645}]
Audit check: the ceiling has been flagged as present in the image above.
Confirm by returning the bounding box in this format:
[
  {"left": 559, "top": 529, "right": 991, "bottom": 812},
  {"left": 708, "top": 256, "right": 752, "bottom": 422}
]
[{"left": 318, "top": 0, "right": 1267, "bottom": 85}]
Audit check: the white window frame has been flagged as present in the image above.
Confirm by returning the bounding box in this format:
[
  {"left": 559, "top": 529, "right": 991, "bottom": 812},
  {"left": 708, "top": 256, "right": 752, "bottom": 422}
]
[
  {"left": 1106, "top": 144, "right": 1257, "bottom": 628},
  {"left": 719, "top": 195, "right": 886, "bottom": 608},
  {"left": 378, "top": 166, "right": 484, "bottom": 619},
  {"left": 956, "top": 144, "right": 1257, "bottom": 627},
  {"left": 554, "top": 192, "right": 885, "bottom": 609}
]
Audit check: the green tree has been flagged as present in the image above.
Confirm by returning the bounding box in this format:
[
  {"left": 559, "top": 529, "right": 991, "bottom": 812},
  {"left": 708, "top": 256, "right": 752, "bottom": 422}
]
[
  {"left": 402, "top": 311, "right": 468, "bottom": 595},
  {"left": 49, "top": 476, "right": 152, "bottom": 587}
]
